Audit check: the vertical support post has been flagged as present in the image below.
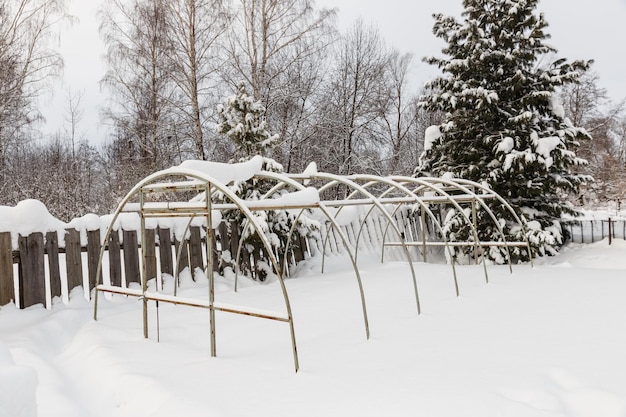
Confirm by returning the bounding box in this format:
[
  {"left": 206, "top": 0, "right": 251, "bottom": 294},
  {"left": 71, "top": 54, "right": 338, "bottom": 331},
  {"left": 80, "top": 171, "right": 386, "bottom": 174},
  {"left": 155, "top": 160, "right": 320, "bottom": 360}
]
[
  {"left": 207, "top": 184, "right": 216, "bottom": 357},
  {"left": 591, "top": 220, "right": 594, "bottom": 243},
  {"left": 608, "top": 218, "right": 613, "bottom": 245},
  {"left": 140, "top": 191, "right": 148, "bottom": 339},
  {"left": 420, "top": 209, "right": 427, "bottom": 263},
  {"left": 472, "top": 199, "right": 479, "bottom": 265}
]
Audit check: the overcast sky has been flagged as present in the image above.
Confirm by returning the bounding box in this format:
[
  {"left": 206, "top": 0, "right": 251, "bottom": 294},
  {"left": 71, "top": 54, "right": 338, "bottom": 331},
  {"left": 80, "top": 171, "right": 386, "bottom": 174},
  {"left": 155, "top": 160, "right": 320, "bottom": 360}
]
[
  {"left": 317, "top": 0, "right": 626, "bottom": 101},
  {"left": 40, "top": 0, "right": 626, "bottom": 145}
]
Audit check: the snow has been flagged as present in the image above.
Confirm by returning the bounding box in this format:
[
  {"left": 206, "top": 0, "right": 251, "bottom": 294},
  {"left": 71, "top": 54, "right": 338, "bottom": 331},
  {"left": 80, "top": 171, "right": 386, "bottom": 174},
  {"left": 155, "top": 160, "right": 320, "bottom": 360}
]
[
  {"left": 550, "top": 94, "right": 566, "bottom": 119},
  {"left": 424, "top": 125, "right": 442, "bottom": 151},
  {"left": 536, "top": 136, "right": 562, "bottom": 159},
  {"left": 0, "top": 200, "right": 66, "bottom": 247},
  {"left": 177, "top": 155, "right": 264, "bottom": 185},
  {"left": 2, "top": 239, "right": 626, "bottom": 416},
  {"left": 496, "top": 136, "right": 515, "bottom": 153}
]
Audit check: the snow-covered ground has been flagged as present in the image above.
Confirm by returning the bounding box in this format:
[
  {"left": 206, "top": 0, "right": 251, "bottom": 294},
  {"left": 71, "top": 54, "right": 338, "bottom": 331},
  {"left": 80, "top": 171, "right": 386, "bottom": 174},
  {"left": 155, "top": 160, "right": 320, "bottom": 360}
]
[{"left": 2, "top": 239, "right": 626, "bottom": 417}]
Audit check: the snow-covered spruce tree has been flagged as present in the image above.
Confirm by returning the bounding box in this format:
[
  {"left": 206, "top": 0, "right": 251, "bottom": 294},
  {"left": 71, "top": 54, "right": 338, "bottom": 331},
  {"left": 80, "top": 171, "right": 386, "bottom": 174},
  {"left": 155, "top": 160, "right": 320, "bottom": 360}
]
[
  {"left": 215, "top": 82, "right": 319, "bottom": 280},
  {"left": 415, "top": 0, "right": 591, "bottom": 262}
]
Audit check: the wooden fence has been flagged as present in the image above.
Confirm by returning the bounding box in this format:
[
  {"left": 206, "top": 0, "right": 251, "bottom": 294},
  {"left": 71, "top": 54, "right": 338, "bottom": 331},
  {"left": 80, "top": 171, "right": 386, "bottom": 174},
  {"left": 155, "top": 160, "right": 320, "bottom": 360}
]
[{"left": 0, "top": 222, "right": 313, "bottom": 310}]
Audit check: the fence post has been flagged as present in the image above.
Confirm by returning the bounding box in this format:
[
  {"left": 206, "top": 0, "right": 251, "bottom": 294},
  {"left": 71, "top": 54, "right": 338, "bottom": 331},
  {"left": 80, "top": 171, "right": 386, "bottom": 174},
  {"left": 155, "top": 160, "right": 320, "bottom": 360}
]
[
  {"left": 608, "top": 218, "right": 613, "bottom": 245},
  {"left": 18, "top": 233, "right": 46, "bottom": 309},
  {"left": 591, "top": 220, "right": 594, "bottom": 243},
  {"left": 0, "top": 232, "right": 14, "bottom": 306}
]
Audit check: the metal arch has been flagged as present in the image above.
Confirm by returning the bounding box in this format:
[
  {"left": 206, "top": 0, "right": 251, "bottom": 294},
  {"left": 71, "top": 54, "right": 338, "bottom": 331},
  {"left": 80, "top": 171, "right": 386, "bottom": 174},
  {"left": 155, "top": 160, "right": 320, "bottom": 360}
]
[
  {"left": 350, "top": 175, "right": 467, "bottom": 296},
  {"left": 378, "top": 176, "right": 490, "bottom": 285},
  {"left": 295, "top": 172, "right": 422, "bottom": 315},
  {"left": 440, "top": 177, "right": 534, "bottom": 266},
  {"left": 396, "top": 176, "right": 516, "bottom": 272},
  {"left": 93, "top": 167, "right": 300, "bottom": 372},
  {"left": 253, "top": 175, "right": 312, "bottom": 280},
  {"left": 255, "top": 170, "right": 372, "bottom": 339}
]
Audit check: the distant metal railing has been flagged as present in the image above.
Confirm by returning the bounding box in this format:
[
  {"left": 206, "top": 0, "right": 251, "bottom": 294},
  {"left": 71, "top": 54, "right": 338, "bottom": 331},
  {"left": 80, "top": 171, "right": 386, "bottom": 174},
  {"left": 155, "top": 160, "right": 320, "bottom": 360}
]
[{"left": 563, "top": 219, "right": 625, "bottom": 244}]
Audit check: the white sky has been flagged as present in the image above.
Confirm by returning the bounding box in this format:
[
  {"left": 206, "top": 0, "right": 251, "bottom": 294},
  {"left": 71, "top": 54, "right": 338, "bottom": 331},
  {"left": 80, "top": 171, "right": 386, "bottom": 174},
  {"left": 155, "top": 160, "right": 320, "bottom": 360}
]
[{"left": 40, "top": 0, "right": 626, "bottom": 145}]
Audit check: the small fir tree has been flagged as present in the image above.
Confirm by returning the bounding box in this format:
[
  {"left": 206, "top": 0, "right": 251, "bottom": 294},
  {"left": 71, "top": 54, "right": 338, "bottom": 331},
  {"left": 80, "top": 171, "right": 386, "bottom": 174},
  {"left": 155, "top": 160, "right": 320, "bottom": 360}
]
[
  {"left": 416, "top": 0, "right": 592, "bottom": 262},
  {"left": 216, "top": 81, "right": 278, "bottom": 159},
  {"left": 215, "top": 83, "right": 319, "bottom": 279}
]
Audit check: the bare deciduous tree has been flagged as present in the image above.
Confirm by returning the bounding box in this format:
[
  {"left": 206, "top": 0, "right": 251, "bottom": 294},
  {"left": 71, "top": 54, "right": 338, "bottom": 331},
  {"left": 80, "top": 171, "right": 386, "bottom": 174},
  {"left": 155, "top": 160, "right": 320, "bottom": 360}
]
[
  {"left": 99, "top": 0, "right": 178, "bottom": 173},
  {"left": 0, "top": 0, "right": 68, "bottom": 184},
  {"left": 317, "top": 19, "right": 391, "bottom": 177},
  {"left": 164, "top": 0, "right": 230, "bottom": 160},
  {"left": 560, "top": 70, "right": 626, "bottom": 205}
]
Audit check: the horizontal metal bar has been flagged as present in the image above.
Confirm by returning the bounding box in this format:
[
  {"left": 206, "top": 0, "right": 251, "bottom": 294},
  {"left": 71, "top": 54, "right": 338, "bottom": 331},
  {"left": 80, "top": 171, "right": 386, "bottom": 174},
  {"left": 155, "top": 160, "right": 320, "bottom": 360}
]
[
  {"left": 141, "top": 180, "right": 208, "bottom": 193},
  {"left": 95, "top": 285, "right": 289, "bottom": 322},
  {"left": 96, "top": 284, "right": 143, "bottom": 297},
  {"left": 384, "top": 241, "right": 529, "bottom": 247},
  {"left": 212, "top": 304, "right": 290, "bottom": 322}
]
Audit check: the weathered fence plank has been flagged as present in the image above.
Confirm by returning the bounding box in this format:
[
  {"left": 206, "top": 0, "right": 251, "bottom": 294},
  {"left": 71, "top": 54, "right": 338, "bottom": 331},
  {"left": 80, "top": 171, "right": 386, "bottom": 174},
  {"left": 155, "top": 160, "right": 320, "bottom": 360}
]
[
  {"left": 123, "top": 230, "right": 140, "bottom": 286},
  {"left": 144, "top": 228, "right": 157, "bottom": 283},
  {"left": 189, "top": 226, "right": 204, "bottom": 279},
  {"left": 158, "top": 227, "right": 173, "bottom": 276},
  {"left": 65, "top": 228, "right": 83, "bottom": 293},
  {"left": 45, "top": 231, "right": 61, "bottom": 299},
  {"left": 210, "top": 231, "right": 219, "bottom": 272},
  {"left": 87, "top": 230, "right": 101, "bottom": 293},
  {"left": 18, "top": 233, "right": 46, "bottom": 309},
  {"left": 0, "top": 232, "right": 14, "bottom": 306},
  {"left": 108, "top": 232, "right": 122, "bottom": 287},
  {"left": 174, "top": 238, "right": 189, "bottom": 274}
]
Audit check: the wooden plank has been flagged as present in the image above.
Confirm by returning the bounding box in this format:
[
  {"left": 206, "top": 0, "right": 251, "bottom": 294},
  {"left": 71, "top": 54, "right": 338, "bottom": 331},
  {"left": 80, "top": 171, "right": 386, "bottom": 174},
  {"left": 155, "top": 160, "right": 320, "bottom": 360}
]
[
  {"left": 45, "top": 231, "right": 61, "bottom": 299},
  {"left": 64, "top": 228, "right": 83, "bottom": 293},
  {"left": 108, "top": 232, "right": 122, "bottom": 287},
  {"left": 229, "top": 221, "right": 239, "bottom": 263},
  {"left": 157, "top": 227, "right": 173, "bottom": 276},
  {"left": 252, "top": 245, "right": 263, "bottom": 281},
  {"left": 144, "top": 228, "right": 157, "bottom": 283},
  {"left": 18, "top": 233, "right": 46, "bottom": 309},
  {"left": 87, "top": 230, "right": 101, "bottom": 293},
  {"left": 293, "top": 235, "right": 305, "bottom": 263},
  {"left": 212, "top": 232, "right": 219, "bottom": 272},
  {"left": 217, "top": 222, "right": 228, "bottom": 271},
  {"left": 174, "top": 238, "right": 189, "bottom": 274},
  {"left": 189, "top": 226, "right": 204, "bottom": 280},
  {"left": 0, "top": 232, "right": 14, "bottom": 306},
  {"left": 122, "top": 230, "right": 140, "bottom": 286}
]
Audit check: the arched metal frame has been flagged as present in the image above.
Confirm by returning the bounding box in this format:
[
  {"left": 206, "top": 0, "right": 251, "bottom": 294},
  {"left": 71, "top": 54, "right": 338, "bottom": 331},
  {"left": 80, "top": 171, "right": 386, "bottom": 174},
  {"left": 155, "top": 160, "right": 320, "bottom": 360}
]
[{"left": 92, "top": 163, "right": 532, "bottom": 373}]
